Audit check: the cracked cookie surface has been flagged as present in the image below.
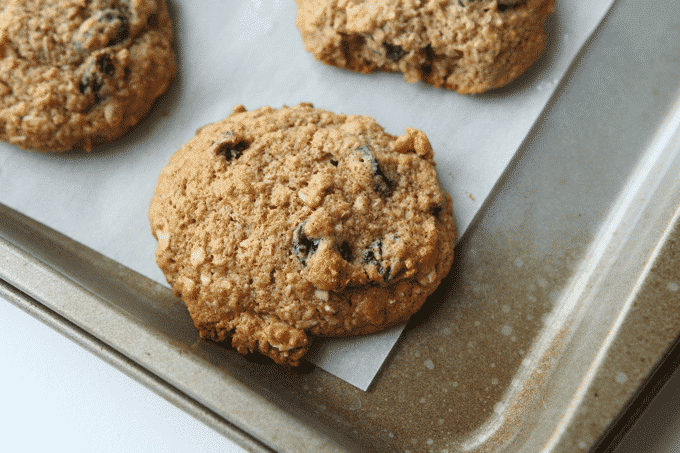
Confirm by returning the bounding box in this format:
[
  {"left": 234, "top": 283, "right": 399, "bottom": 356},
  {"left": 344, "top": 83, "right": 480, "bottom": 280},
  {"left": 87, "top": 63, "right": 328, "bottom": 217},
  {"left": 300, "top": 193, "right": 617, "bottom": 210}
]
[
  {"left": 296, "top": 0, "right": 554, "bottom": 94},
  {"left": 0, "top": 0, "right": 175, "bottom": 152},
  {"left": 149, "top": 103, "right": 456, "bottom": 365}
]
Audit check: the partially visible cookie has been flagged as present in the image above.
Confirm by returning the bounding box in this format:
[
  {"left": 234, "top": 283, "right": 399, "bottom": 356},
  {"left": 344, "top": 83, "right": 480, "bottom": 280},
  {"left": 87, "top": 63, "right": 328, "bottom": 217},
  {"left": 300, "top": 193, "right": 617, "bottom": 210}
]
[
  {"left": 0, "top": 0, "right": 176, "bottom": 152},
  {"left": 296, "top": 0, "right": 554, "bottom": 94},
  {"left": 149, "top": 103, "right": 456, "bottom": 365}
]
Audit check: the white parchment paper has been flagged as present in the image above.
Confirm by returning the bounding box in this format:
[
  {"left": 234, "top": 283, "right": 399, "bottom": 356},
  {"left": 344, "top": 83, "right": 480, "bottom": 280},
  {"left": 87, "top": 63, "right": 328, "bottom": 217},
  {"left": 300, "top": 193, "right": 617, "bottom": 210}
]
[{"left": 0, "top": 0, "right": 614, "bottom": 390}]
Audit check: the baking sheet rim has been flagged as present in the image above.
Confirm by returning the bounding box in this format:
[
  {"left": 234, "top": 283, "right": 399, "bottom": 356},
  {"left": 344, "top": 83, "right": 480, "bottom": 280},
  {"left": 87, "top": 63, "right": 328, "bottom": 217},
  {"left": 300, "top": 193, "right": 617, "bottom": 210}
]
[{"left": 0, "top": 277, "right": 273, "bottom": 453}]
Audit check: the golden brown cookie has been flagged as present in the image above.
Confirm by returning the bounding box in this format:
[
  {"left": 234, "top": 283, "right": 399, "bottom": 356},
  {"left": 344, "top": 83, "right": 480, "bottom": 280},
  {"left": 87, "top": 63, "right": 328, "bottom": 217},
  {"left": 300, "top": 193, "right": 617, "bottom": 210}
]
[
  {"left": 296, "top": 0, "right": 555, "bottom": 94},
  {"left": 149, "top": 103, "right": 456, "bottom": 365},
  {"left": 0, "top": 0, "right": 176, "bottom": 152}
]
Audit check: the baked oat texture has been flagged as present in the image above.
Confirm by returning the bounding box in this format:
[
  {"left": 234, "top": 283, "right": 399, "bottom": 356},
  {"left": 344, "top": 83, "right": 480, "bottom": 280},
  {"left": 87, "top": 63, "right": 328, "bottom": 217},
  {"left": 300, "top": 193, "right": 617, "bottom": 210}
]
[
  {"left": 0, "top": 0, "right": 176, "bottom": 152},
  {"left": 149, "top": 103, "right": 456, "bottom": 365},
  {"left": 296, "top": 0, "right": 555, "bottom": 94}
]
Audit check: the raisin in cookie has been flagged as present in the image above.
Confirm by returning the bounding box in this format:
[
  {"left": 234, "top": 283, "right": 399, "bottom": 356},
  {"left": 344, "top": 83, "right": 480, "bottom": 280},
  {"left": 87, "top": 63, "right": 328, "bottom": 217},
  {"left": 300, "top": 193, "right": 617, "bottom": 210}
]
[
  {"left": 296, "top": 0, "right": 554, "bottom": 94},
  {"left": 149, "top": 103, "right": 455, "bottom": 365},
  {"left": 0, "top": 0, "right": 176, "bottom": 152}
]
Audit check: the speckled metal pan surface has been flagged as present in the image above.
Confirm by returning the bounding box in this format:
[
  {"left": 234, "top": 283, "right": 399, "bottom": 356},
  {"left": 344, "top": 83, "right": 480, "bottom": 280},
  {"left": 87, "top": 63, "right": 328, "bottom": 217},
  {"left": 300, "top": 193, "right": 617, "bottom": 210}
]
[{"left": 2, "top": 0, "right": 680, "bottom": 452}]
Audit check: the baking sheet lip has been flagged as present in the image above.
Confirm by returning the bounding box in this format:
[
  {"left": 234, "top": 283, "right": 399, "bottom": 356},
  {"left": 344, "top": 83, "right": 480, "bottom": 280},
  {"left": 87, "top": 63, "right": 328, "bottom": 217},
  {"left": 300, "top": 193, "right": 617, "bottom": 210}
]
[
  {"left": 0, "top": 276, "right": 276, "bottom": 453},
  {"left": 592, "top": 204, "right": 680, "bottom": 451},
  {"left": 539, "top": 121, "right": 680, "bottom": 452},
  {"left": 592, "top": 328, "right": 680, "bottom": 453}
]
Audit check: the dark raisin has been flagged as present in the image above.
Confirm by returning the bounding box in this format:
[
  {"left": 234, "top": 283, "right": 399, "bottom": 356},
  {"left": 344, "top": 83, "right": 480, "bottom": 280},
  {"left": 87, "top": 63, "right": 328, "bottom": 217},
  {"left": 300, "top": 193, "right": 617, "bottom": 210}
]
[
  {"left": 356, "top": 145, "right": 394, "bottom": 196},
  {"left": 497, "top": 2, "right": 521, "bottom": 12},
  {"left": 215, "top": 140, "right": 249, "bottom": 161},
  {"left": 79, "top": 54, "right": 116, "bottom": 103},
  {"left": 74, "top": 8, "right": 129, "bottom": 51},
  {"left": 421, "top": 44, "right": 435, "bottom": 79},
  {"left": 341, "top": 39, "right": 352, "bottom": 66},
  {"left": 330, "top": 159, "right": 339, "bottom": 167},
  {"left": 421, "top": 63, "right": 432, "bottom": 79},
  {"left": 363, "top": 239, "right": 390, "bottom": 279},
  {"left": 424, "top": 44, "right": 435, "bottom": 60},
  {"left": 456, "top": 0, "right": 513, "bottom": 6},
  {"left": 458, "top": 0, "right": 524, "bottom": 11},
  {"left": 292, "top": 221, "right": 321, "bottom": 264},
  {"left": 384, "top": 43, "right": 406, "bottom": 62},
  {"left": 382, "top": 265, "right": 391, "bottom": 280},
  {"left": 338, "top": 241, "right": 352, "bottom": 262},
  {"left": 147, "top": 13, "right": 159, "bottom": 28},
  {"left": 96, "top": 54, "right": 115, "bottom": 76},
  {"left": 98, "top": 9, "right": 130, "bottom": 46},
  {"left": 79, "top": 76, "right": 102, "bottom": 95},
  {"left": 340, "top": 34, "right": 366, "bottom": 68},
  {"left": 364, "top": 250, "right": 376, "bottom": 267},
  {"left": 432, "top": 205, "right": 443, "bottom": 217},
  {"left": 79, "top": 70, "right": 104, "bottom": 102}
]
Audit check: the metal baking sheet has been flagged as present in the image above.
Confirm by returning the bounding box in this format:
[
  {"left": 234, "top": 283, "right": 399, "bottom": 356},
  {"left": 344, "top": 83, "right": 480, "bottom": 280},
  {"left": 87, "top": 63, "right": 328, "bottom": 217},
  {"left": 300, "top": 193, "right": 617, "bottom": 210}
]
[
  {"left": 2, "top": 0, "right": 680, "bottom": 452},
  {"left": 0, "top": 0, "right": 615, "bottom": 391}
]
